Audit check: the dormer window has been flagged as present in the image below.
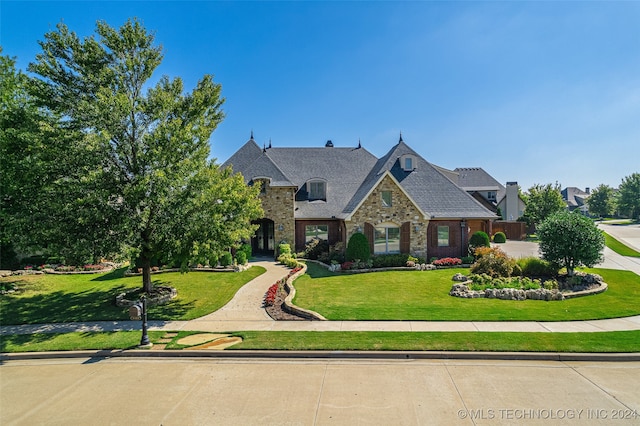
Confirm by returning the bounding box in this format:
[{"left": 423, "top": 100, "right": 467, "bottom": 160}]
[
  {"left": 308, "top": 180, "right": 326, "bottom": 201},
  {"left": 401, "top": 155, "right": 415, "bottom": 171}
]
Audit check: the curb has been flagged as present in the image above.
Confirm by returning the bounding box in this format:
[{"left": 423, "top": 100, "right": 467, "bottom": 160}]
[{"left": 3, "top": 350, "right": 640, "bottom": 362}]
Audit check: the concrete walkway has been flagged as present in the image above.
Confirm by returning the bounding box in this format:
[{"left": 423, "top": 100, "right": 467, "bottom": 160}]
[{"left": 2, "top": 249, "right": 640, "bottom": 335}]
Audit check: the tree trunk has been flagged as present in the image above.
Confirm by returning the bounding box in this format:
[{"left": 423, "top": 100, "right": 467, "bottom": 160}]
[{"left": 141, "top": 256, "right": 153, "bottom": 293}]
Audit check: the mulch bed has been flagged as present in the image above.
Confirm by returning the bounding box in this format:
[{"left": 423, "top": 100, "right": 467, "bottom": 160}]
[{"left": 264, "top": 285, "right": 308, "bottom": 321}]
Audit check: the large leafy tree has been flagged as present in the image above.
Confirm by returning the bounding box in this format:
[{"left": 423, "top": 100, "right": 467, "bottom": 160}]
[
  {"left": 587, "top": 184, "right": 615, "bottom": 218},
  {"left": 616, "top": 173, "right": 640, "bottom": 220},
  {"left": 538, "top": 211, "right": 604, "bottom": 276},
  {"left": 27, "top": 19, "right": 262, "bottom": 292},
  {"left": 522, "top": 183, "right": 566, "bottom": 227}
]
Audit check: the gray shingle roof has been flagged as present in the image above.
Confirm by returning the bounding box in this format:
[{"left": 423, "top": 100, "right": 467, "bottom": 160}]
[
  {"left": 344, "top": 142, "right": 496, "bottom": 219},
  {"left": 223, "top": 139, "right": 497, "bottom": 220},
  {"left": 453, "top": 167, "right": 506, "bottom": 203}
]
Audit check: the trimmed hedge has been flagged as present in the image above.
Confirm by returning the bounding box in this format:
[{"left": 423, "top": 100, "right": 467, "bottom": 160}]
[{"left": 493, "top": 232, "right": 507, "bottom": 243}]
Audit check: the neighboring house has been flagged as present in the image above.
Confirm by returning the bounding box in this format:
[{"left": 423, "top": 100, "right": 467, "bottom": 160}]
[
  {"left": 222, "top": 134, "right": 497, "bottom": 258},
  {"left": 562, "top": 187, "right": 590, "bottom": 215},
  {"left": 437, "top": 167, "right": 526, "bottom": 221}
]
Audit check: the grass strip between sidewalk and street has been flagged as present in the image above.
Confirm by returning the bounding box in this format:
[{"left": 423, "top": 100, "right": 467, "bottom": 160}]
[
  {"left": 2, "top": 330, "right": 639, "bottom": 353},
  {"left": 603, "top": 232, "right": 640, "bottom": 257}
]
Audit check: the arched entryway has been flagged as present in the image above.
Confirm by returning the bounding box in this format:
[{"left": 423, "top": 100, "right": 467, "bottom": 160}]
[{"left": 252, "top": 219, "right": 275, "bottom": 256}]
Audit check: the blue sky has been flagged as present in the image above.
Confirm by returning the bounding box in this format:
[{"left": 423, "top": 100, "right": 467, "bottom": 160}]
[{"left": 2, "top": 1, "right": 639, "bottom": 192}]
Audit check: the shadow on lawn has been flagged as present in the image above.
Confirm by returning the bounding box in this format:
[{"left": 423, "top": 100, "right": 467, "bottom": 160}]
[{"left": 0, "top": 279, "right": 194, "bottom": 325}]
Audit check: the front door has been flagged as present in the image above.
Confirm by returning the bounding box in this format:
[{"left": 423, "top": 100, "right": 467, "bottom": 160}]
[{"left": 252, "top": 219, "right": 275, "bottom": 256}]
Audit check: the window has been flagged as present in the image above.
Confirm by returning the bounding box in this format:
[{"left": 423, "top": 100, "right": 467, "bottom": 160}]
[
  {"left": 404, "top": 157, "right": 413, "bottom": 171},
  {"left": 309, "top": 180, "right": 326, "bottom": 200},
  {"left": 487, "top": 191, "right": 496, "bottom": 201},
  {"left": 374, "top": 226, "right": 400, "bottom": 254},
  {"left": 437, "top": 226, "right": 449, "bottom": 247},
  {"left": 305, "top": 225, "right": 328, "bottom": 243},
  {"left": 381, "top": 191, "right": 392, "bottom": 207}
]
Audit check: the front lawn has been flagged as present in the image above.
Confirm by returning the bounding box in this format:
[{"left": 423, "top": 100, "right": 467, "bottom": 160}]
[
  {"left": 0, "top": 266, "right": 265, "bottom": 325},
  {"left": 2, "top": 330, "right": 638, "bottom": 353},
  {"left": 292, "top": 263, "right": 640, "bottom": 321}
]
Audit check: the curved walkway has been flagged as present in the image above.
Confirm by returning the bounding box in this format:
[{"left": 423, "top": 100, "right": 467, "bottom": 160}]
[{"left": 2, "top": 255, "right": 640, "bottom": 336}]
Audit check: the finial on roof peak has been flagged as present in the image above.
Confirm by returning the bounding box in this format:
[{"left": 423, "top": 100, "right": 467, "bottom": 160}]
[
  {"left": 263, "top": 143, "right": 266, "bottom": 153},
  {"left": 399, "top": 131, "right": 404, "bottom": 143},
  {"left": 268, "top": 139, "right": 272, "bottom": 149},
  {"left": 357, "top": 138, "right": 362, "bottom": 149},
  {"left": 250, "top": 130, "right": 254, "bottom": 140}
]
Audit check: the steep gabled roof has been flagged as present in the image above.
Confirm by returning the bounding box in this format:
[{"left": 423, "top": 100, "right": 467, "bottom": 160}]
[
  {"left": 221, "top": 139, "right": 294, "bottom": 187},
  {"left": 345, "top": 141, "right": 496, "bottom": 219},
  {"left": 268, "top": 146, "right": 378, "bottom": 219}
]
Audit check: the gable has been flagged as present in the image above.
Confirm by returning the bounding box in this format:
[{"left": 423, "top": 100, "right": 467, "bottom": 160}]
[{"left": 345, "top": 172, "right": 428, "bottom": 223}]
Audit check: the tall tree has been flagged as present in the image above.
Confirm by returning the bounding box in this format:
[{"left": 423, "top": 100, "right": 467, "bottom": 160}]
[
  {"left": 616, "top": 173, "right": 640, "bottom": 220},
  {"left": 522, "top": 183, "right": 566, "bottom": 227},
  {"left": 587, "top": 184, "right": 615, "bottom": 218},
  {"left": 27, "top": 19, "right": 262, "bottom": 291},
  {"left": 538, "top": 210, "right": 604, "bottom": 276}
]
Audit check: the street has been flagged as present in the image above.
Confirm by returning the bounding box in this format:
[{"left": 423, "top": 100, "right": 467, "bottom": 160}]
[{"left": 2, "top": 357, "right": 639, "bottom": 425}]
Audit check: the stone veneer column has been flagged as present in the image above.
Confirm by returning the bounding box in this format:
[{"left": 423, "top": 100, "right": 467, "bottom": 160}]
[{"left": 259, "top": 185, "right": 296, "bottom": 250}]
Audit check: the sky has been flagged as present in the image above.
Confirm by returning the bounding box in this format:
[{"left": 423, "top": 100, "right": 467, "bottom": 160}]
[{"left": 2, "top": 1, "right": 639, "bottom": 192}]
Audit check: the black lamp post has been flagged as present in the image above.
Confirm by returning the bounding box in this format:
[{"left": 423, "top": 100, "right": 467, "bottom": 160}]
[{"left": 139, "top": 295, "right": 150, "bottom": 347}]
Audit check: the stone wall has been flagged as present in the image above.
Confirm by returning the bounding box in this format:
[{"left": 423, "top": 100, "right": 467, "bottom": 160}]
[
  {"left": 345, "top": 175, "right": 428, "bottom": 257},
  {"left": 259, "top": 183, "right": 296, "bottom": 247}
]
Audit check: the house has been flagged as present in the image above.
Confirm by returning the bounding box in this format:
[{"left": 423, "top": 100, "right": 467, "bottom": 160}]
[
  {"left": 562, "top": 187, "right": 590, "bottom": 215},
  {"left": 222, "top": 134, "right": 497, "bottom": 258}
]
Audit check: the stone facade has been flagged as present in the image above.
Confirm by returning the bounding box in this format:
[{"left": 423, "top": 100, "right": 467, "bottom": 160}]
[
  {"left": 345, "top": 175, "right": 429, "bottom": 257},
  {"left": 258, "top": 181, "right": 296, "bottom": 247}
]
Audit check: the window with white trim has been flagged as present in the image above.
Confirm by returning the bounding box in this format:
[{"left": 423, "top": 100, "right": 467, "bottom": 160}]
[
  {"left": 374, "top": 226, "right": 400, "bottom": 254},
  {"left": 309, "top": 180, "right": 326, "bottom": 200}
]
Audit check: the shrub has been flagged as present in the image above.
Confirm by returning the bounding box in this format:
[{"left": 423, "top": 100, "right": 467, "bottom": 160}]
[
  {"left": 304, "top": 238, "right": 329, "bottom": 260},
  {"left": 372, "top": 254, "right": 405, "bottom": 268},
  {"left": 220, "top": 252, "right": 233, "bottom": 267},
  {"left": 238, "top": 243, "right": 252, "bottom": 261},
  {"left": 470, "top": 247, "right": 515, "bottom": 277},
  {"left": 493, "top": 232, "right": 507, "bottom": 243},
  {"left": 278, "top": 243, "right": 292, "bottom": 257},
  {"left": 329, "top": 242, "right": 346, "bottom": 263},
  {"left": 235, "top": 251, "right": 247, "bottom": 265},
  {"left": 469, "top": 231, "right": 490, "bottom": 254},
  {"left": 461, "top": 256, "right": 474, "bottom": 264},
  {"left": 516, "top": 257, "right": 557, "bottom": 277},
  {"left": 346, "top": 232, "right": 371, "bottom": 262}
]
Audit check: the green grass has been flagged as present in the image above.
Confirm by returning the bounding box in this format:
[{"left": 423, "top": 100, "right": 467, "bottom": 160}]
[
  {"left": 3, "top": 330, "right": 638, "bottom": 353},
  {"left": 603, "top": 232, "right": 640, "bottom": 257},
  {"left": 292, "top": 263, "right": 640, "bottom": 321},
  {"left": 232, "top": 330, "right": 640, "bottom": 353},
  {"left": 0, "top": 331, "right": 166, "bottom": 352},
  {"left": 0, "top": 266, "right": 265, "bottom": 325}
]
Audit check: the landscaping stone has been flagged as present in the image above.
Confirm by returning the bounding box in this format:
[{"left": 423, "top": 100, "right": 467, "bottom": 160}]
[{"left": 449, "top": 272, "right": 607, "bottom": 301}]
